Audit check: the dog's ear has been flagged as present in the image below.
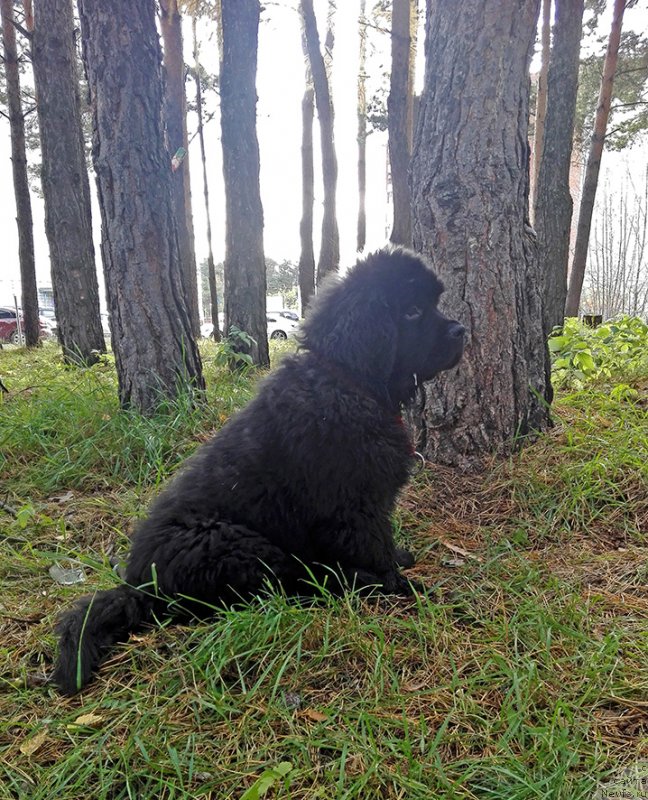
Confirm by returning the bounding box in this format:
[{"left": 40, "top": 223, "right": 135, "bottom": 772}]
[{"left": 300, "top": 278, "right": 398, "bottom": 385}]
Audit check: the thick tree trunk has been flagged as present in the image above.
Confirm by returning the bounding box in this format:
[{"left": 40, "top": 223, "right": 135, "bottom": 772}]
[
  {"left": 410, "top": 0, "right": 551, "bottom": 468},
  {"left": 78, "top": 0, "right": 204, "bottom": 413},
  {"left": 220, "top": 0, "right": 269, "bottom": 368},
  {"left": 1, "top": 0, "right": 39, "bottom": 347},
  {"left": 531, "top": 0, "right": 551, "bottom": 216},
  {"left": 192, "top": 21, "right": 220, "bottom": 342},
  {"left": 32, "top": 0, "right": 105, "bottom": 365},
  {"left": 159, "top": 0, "right": 200, "bottom": 338},
  {"left": 300, "top": 0, "right": 339, "bottom": 284},
  {"left": 298, "top": 30, "right": 315, "bottom": 314},
  {"left": 388, "top": 0, "right": 415, "bottom": 247},
  {"left": 565, "top": 0, "right": 625, "bottom": 318},
  {"left": 357, "top": 0, "right": 367, "bottom": 253},
  {"left": 535, "top": 0, "right": 584, "bottom": 331}
]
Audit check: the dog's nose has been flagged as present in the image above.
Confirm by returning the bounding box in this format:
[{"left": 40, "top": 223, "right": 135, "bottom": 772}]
[{"left": 448, "top": 322, "right": 465, "bottom": 339}]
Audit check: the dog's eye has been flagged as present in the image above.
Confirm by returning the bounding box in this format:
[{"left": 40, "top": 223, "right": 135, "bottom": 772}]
[{"left": 404, "top": 306, "right": 423, "bottom": 321}]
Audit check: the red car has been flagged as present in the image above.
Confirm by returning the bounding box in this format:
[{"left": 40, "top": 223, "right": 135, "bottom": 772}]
[{"left": 0, "top": 307, "right": 48, "bottom": 344}]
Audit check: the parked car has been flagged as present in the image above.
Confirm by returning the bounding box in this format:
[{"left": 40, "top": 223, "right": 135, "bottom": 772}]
[
  {"left": 0, "top": 307, "right": 48, "bottom": 344},
  {"left": 39, "top": 307, "right": 58, "bottom": 339},
  {"left": 276, "top": 309, "right": 299, "bottom": 322},
  {"left": 267, "top": 313, "right": 299, "bottom": 340}
]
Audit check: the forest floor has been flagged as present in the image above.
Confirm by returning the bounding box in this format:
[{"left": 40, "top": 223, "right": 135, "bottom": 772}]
[{"left": 0, "top": 341, "right": 647, "bottom": 799}]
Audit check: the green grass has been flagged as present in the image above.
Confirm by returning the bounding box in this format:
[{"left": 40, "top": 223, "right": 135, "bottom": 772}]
[{"left": 0, "top": 341, "right": 646, "bottom": 799}]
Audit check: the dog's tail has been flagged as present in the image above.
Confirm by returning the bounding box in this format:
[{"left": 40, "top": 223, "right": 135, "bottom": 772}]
[{"left": 52, "top": 585, "right": 155, "bottom": 695}]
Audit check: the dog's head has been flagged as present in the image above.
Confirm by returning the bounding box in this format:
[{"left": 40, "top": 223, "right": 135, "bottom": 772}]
[{"left": 300, "top": 248, "right": 464, "bottom": 406}]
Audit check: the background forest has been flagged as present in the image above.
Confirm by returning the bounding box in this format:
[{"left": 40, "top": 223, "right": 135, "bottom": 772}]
[{"left": 1, "top": 0, "right": 648, "bottom": 798}]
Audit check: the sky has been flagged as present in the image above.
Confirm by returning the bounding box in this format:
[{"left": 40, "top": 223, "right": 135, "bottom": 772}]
[{"left": 0, "top": 0, "right": 647, "bottom": 310}]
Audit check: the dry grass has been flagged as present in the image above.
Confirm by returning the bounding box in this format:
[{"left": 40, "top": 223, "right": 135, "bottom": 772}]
[{"left": 0, "top": 345, "right": 646, "bottom": 798}]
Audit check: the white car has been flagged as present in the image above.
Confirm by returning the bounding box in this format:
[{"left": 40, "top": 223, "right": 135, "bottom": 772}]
[
  {"left": 201, "top": 314, "right": 299, "bottom": 340},
  {"left": 267, "top": 313, "right": 299, "bottom": 340}
]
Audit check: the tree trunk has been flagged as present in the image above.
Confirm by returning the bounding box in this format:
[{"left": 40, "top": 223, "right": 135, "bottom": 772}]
[
  {"left": 388, "top": 0, "right": 416, "bottom": 247},
  {"left": 410, "top": 0, "right": 551, "bottom": 468},
  {"left": 220, "top": 0, "right": 269, "bottom": 368},
  {"left": 300, "top": 0, "right": 339, "bottom": 284},
  {"left": 192, "top": 19, "right": 220, "bottom": 342},
  {"left": 535, "top": 0, "right": 584, "bottom": 331},
  {"left": 531, "top": 0, "right": 551, "bottom": 216},
  {"left": 298, "top": 29, "right": 315, "bottom": 314},
  {"left": 357, "top": 0, "right": 367, "bottom": 253},
  {"left": 159, "top": 0, "right": 200, "bottom": 338},
  {"left": 32, "top": 0, "right": 105, "bottom": 365},
  {"left": 1, "top": 0, "right": 39, "bottom": 347},
  {"left": 78, "top": 0, "right": 204, "bottom": 413},
  {"left": 565, "top": 0, "right": 625, "bottom": 318}
]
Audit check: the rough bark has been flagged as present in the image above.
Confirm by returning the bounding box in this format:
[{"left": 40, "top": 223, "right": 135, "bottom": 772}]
[
  {"left": 531, "top": 0, "right": 551, "bottom": 215},
  {"left": 299, "top": 30, "right": 315, "bottom": 314},
  {"left": 535, "top": 0, "right": 584, "bottom": 331},
  {"left": 1, "top": 0, "right": 39, "bottom": 347},
  {"left": 410, "top": 0, "right": 551, "bottom": 468},
  {"left": 388, "top": 0, "right": 415, "bottom": 247},
  {"left": 220, "top": 0, "right": 269, "bottom": 368},
  {"left": 159, "top": 0, "right": 200, "bottom": 337},
  {"left": 192, "top": 20, "right": 220, "bottom": 342},
  {"left": 78, "top": 0, "right": 204, "bottom": 413},
  {"left": 565, "top": 0, "right": 625, "bottom": 318},
  {"left": 32, "top": 0, "right": 105, "bottom": 365},
  {"left": 357, "top": 0, "right": 367, "bottom": 253},
  {"left": 300, "top": 0, "right": 339, "bottom": 284}
]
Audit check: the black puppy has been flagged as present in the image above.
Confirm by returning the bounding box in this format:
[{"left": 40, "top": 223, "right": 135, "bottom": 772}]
[{"left": 53, "top": 247, "right": 464, "bottom": 694}]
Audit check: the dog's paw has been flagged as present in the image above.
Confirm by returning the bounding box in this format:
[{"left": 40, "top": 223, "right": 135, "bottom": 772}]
[
  {"left": 394, "top": 547, "right": 415, "bottom": 569},
  {"left": 382, "top": 571, "right": 424, "bottom": 597}
]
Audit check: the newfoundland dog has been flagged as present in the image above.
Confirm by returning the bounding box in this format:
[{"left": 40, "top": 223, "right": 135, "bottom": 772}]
[{"left": 53, "top": 247, "right": 464, "bottom": 694}]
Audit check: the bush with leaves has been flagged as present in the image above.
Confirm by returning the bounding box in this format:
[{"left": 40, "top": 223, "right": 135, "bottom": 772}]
[{"left": 549, "top": 315, "right": 648, "bottom": 389}]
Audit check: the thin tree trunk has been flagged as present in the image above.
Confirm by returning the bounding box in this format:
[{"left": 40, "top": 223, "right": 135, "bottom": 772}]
[
  {"left": 357, "top": 0, "right": 367, "bottom": 252},
  {"left": 220, "top": 0, "right": 269, "bottom": 368},
  {"left": 300, "top": 0, "right": 339, "bottom": 284},
  {"left": 535, "top": 0, "right": 584, "bottom": 331},
  {"left": 192, "top": 19, "right": 220, "bottom": 342},
  {"left": 32, "top": 0, "right": 105, "bottom": 365},
  {"left": 298, "top": 29, "right": 315, "bottom": 314},
  {"left": 78, "top": 0, "right": 204, "bottom": 413},
  {"left": 1, "top": 0, "right": 39, "bottom": 347},
  {"left": 159, "top": 0, "right": 200, "bottom": 338},
  {"left": 565, "top": 0, "right": 625, "bottom": 317},
  {"left": 531, "top": 0, "right": 551, "bottom": 216},
  {"left": 410, "top": 0, "right": 551, "bottom": 467},
  {"left": 388, "top": 0, "right": 416, "bottom": 247}
]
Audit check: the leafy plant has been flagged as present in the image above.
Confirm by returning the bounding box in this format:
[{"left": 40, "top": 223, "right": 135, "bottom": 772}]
[
  {"left": 215, "top": 325, "right": 256, "bottom": 371},
  {"left": 549, "top": 316, "right": 648, "bottom": 388}
]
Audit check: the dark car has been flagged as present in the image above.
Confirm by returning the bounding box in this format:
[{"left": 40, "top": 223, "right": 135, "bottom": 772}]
[{"left": 0, "top": 307, "right": 48, "bottom": 344}]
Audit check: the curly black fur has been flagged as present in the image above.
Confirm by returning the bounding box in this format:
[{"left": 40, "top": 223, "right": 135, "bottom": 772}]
[{"left": 53, "top": 248, "right": 464, "bottom": 694}]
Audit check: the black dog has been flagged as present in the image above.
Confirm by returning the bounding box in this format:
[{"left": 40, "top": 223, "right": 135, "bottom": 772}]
[{"left": 53, "top": 248, "right": 464, "bottom": 694}]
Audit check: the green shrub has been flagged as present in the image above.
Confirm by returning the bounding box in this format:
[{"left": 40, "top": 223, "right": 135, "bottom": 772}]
[{"left": 549, "top": 315, "right": 648, "bottom": 388}]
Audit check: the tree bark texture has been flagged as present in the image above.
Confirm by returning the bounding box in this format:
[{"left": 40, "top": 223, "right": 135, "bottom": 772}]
[
  {"left": 220, "top": 0, "right": 269, "bottom": 368},
  {"left": 356, "top": 0, "right": 367, "bottom": 253},
  {"left": 565, "top": 0, "right": 625, "bottom": 318},
  {"left": 1, "top": 0, "right": 39, "bottom": 346},
  {"left": 531, "top": 0, "right": 551, "bottom": 216},
  {"left": 32, "top": 0, "right": 105, "bottom": 365},
  {"left": 388, "top": 0, "right": 415, "bottom": 247},
  {"left": 160, "top": 0, "right": 200, "bottom": 338},
  {"left": 78, "top": 0, "right": 204, "bottom": 413},
  {"left": 300, "top": 0, "right": 339, "bottom": 284},
  {"left": 299, "top": 30, "right": 315, "bottom": 314},
  {"left": 410, "top": 0, "right": 551, "bottom": 468},
  {"left": 535, "top": 0, "right": 584, "bottom": 331},
  {"left": 193, "top": 21, "right": 220, "bottom": 342}
]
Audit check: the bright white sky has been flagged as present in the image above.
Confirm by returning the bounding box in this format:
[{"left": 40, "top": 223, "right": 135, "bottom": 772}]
[{"left": 0, "top": 0, "right": 646, "bottom": 309}]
